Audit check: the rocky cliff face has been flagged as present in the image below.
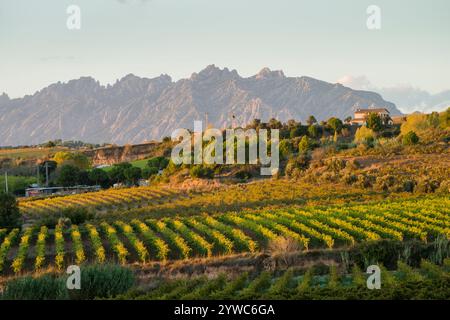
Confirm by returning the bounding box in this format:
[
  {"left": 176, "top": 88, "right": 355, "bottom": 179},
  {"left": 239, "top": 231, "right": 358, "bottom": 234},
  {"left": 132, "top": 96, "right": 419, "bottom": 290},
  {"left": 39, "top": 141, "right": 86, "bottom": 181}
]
[
  {"left": 0, "top": 65, "right": 400, "bottom": 146},
  {"left": 83, "top": 142, "right": 160, "bottom": 166}
]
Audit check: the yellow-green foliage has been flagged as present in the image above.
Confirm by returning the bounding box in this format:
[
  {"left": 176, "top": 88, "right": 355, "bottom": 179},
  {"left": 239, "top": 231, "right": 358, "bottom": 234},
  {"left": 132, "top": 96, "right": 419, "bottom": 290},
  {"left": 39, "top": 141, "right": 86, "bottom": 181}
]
[
  {"left": 400, "top": 111, "right": 447, "bottom": 138},
  {"left": 53, "top": 151, "right": 91, "bottom": 169},
  {"left": 354, "top": 126, "right": 375, "bottom": 143}
]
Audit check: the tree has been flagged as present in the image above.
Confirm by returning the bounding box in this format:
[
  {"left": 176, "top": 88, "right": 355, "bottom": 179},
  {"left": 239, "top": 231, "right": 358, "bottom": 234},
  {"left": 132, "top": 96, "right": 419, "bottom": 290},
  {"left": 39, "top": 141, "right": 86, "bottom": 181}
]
[
  {"left": 268, "top": 118, "right": 282, "bottom": 129},
  {"left": 57, "top": 165, "right": 80, "bottom": 187},
  {"left": 286, "top": 119, "right": 299, "bottom": 128},
  {"left": 307, "top": 115, "right": 317, "bottom": 126},
  {"left": 289, "top": 125, "right": 304, "bottom": 139},
  {"left": 308, "top": 125, "right": 320, "bottom": 138},
  {"left": 88, "top": 168, "right": 110, "bottom": 188},
  {"left": 298, "top": 136, "right": 311, "bottom": 154},
  {"left": 44, "top": 140, "right": 56, "bottom": 148},
  {"left": 124, "top": 167, "right": 142, "bottom": 185},
  {"left": 108, "top": 162, "right": 132, "bottom": 184},
  {"left": 142, "top": 167, "right": 159, "bottom": 178},
  {"left": 402, "top": 131, "right": 419, "bottom": 145},
  {"left": 249, "top": 119, "right": 261, "bottom": 129},
  {"left": 327, "top": 117, "right": 343, "bottom": 133},
  {"left": 0, "top": 192, "right": 21, "bottom": 230},
  {"left": 147, "top": 157, "right": 169, "bottom": 170},
  {"left": 344, "top": 116, "right": 352, "bottom": 124},
  {"left": 38, "top": 160, "right": 57, "bottom": 182},
  {"left": 53, "top": 152, "right": 90, "bottom": 170},
  {"left": 354, "top": 126, "right": 375, "bottom": 143},
  {"left": 279, "top": 140, "right": 293, "bottom": 160},
  {"left": 366, "top": 113, "right": 383, "bottom": 132}
]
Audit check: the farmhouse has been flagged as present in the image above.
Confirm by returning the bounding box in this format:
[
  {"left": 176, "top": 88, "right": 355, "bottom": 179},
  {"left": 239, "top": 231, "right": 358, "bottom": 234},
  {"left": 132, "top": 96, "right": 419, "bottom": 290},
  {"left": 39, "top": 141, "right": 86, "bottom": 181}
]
[{"left": 351, "top": 108, "right": 392, "bottom": 125}]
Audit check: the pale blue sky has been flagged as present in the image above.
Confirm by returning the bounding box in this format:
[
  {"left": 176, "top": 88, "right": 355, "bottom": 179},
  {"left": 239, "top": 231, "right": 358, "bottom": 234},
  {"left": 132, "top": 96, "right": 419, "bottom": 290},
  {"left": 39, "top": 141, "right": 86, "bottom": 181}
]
[{"left": 1, "top": 0, "right": 449, "bottom": 98}]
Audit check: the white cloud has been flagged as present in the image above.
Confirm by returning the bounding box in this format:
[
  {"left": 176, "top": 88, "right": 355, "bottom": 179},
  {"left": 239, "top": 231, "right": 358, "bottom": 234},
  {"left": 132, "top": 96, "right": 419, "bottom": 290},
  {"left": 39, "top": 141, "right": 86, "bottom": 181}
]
[
  {"left": 337, "top": 75, "right": 450, "bottom": 113},
  {"left": 336, "top": 75, "right": 372, "bottom": 91}
]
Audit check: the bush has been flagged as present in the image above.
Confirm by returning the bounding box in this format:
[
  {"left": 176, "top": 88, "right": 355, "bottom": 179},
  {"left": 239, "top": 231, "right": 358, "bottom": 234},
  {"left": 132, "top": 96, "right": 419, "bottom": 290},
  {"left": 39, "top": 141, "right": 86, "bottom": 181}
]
[
  {"left": 403, "top": 180, "right": 416, "bottom": 193},
  {"left": 355, "top": 174, "right": 374, "bottom": 189},
  {"left": 190, "top": 165, "right": 214, "bottom": 179},
  {"left": 351, "top": 240, "right": 404, "bottom": 269},
  {"left": 142, "top": 166, "right": 159, "bottom": 178},
  {"left": 343, "top": 173, "right": 357, "bottom": 185},
  {"left": 0, "top": 192, "right": 21, "bottom": 230},
  {"left": 70, "top": 264, "right": 135, "bottom": 300},
  {"left": 298, "top": 136, "right": 312, "bottom": 154},
  {"left": 61, "top": 207, "right": 95, "bottom": 225},
  {"left": 235, "top": 169, "right": 253, "bottom": 180},
  {"left": 279, "top": 140, "right": 293, "bottom": 160},
  {"left": 1, "top": 274, "right": 68, "bottom": 300},
  {"left": 1, "top": 265, "right": 135, "bottom": 300},
  {"left": 402, "top": 131, "right": 419, "bottom": 145},
  {"left": 285, "top": 154, "right": 311, "bottom": 177},
  {"left": 415, "top": 178, "right": 440, "bottom": 193},
  {"left": 307, "top": 125, "right": 321, "bottom": 138},
  {"left": 354, "top": 126, "right": 375, "bottom": 144}
]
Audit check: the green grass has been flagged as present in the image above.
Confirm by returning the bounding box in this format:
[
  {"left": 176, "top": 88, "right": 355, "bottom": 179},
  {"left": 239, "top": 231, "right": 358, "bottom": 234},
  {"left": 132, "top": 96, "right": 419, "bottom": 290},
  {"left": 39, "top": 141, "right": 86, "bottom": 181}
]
[
  {"left": 101, "top": 158, "right": 150, "bottom": 172},
  {"left": 0, "top": 176, "right": 37, "bottom": 194},
  {"left": 0, "top": 147, "right": 67, "bottom": 160}
]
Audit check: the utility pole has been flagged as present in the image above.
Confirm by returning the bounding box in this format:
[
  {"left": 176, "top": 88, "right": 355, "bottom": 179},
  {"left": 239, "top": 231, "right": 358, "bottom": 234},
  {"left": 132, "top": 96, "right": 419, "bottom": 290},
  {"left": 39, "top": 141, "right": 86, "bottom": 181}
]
[
  {"left": 37, "top": 164, "right": 40, "bottom": 185},
  {"left": 4, "top": 171, "right": 8, "bottom": 193},
  {"left": 45, "top": 162, "right": 49, "bottom": 187}
]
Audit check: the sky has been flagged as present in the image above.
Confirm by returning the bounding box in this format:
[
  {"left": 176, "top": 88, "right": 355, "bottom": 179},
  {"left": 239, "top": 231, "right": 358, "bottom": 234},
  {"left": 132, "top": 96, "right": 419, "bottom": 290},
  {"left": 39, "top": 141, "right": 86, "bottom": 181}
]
[{"left": 1, "top": 0, "right": 449, "bottom": 99}]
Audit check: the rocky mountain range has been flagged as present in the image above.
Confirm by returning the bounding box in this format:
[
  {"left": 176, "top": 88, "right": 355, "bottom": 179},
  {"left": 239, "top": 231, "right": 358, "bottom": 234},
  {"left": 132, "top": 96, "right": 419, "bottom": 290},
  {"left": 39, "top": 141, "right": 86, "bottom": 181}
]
[{"left": 0, "top": 65, "right": 401, "bottom": 146}]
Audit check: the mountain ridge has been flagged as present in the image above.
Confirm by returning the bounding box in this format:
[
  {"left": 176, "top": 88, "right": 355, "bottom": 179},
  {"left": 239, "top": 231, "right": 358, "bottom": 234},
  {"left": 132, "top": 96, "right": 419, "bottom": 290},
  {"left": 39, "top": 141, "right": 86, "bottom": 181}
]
[{"left": 0, "top": 65, "right": 401, "bottom": 146}]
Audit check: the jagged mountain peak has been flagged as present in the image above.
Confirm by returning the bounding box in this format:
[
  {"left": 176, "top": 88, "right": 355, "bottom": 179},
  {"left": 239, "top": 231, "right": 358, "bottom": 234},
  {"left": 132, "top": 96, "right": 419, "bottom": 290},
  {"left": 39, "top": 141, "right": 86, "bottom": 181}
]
[
  {"left": 0, "top": 66, "right": 400, "bottom": 146},
  {"left": 255, "top": 67, "right": 285, "bottom": 79}
]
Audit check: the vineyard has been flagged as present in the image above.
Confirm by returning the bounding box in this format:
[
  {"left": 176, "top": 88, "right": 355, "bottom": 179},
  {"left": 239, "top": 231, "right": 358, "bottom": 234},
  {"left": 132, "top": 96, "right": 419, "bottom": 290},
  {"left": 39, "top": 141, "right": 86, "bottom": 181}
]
[
  {"left": 116, "top": 259, "right": 450, "bottom": 300},
  {"left": 0, "top": 195, "right": 449, "bottom": 274},
  {"left": 19, "top": 186, "right": 180, "bottom": 215}
]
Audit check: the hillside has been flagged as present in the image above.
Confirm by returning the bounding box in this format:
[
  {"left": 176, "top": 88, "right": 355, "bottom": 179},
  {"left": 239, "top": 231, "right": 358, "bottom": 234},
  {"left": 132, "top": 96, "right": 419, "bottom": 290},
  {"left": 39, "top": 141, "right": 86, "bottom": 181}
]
[{"left": 0, "top": 65, "right": 400, "bottom": 146}]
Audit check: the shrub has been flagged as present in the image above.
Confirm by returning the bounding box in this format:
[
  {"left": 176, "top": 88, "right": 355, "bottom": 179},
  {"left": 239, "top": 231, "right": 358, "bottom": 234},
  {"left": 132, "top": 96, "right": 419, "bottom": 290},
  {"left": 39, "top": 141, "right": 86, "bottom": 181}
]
[
  {"left": 61, "top": 207, "right": 95, "bottom": 225},
  {"left": 325, "top": 158, "right": 347, "bottom": 173},
  {"left": 1, "top": 274, "right": 68, "bottom": 300},
  {"left": 355, "top": 174, "right": 374, "bottom": 189},
  {"left": 415, "top": 178, "right": 440, "bottom": 193},
  {"left": 436, "top": 179, "right": 450, "bottom": 193},
  {"left": 307, "top": 125, "right": 321, "bottom": 138},
  {"left": 235, "top": 169, "right": 253, "bottom": 180},
  {"left": 189, "top": 165, "right": 214, "bottom": 179},
  {"left": 142, "top": 166, "right": 159, "bottom": 178},
  {"left": 374, "top": 175, "right": 397, "bottom": 192},
  {"left": 70, "top": 264, "right": 136, "bottom": 300},
  {"left": 0, "top": 192, "right": 21, "bottom": 230},
  {"left": 279, "top": 140, "right": 293, "bottom": 160},
  {"left": 402, "top": 131, "right": 419, "bottom": 145},
  {"left": 354, "top": 126, "right": 375, "bottom": 143},
  {"left": 285, "top": 154, "right": 311, "bottom": 177},
  {"left": 1, "top": 265, "right": 135, "bottom": 300},
  {"left": 343, "top": 173, "right": 357, "bottom": 185},
  {"left": 402, "top": 180, "right": 416, "bottom": 193},
  {"left": 298, "top": 136, "right": 312, "bottom": 154}
]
